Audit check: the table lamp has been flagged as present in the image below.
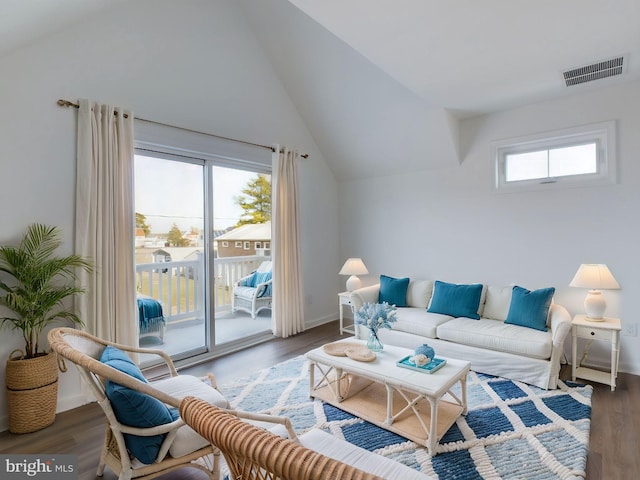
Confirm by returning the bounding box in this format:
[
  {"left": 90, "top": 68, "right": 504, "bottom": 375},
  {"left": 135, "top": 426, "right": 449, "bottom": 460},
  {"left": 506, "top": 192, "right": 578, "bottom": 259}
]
[
  {"left": 339, "top": 258, "right": 369, "bottom": 292},
  {"left": 569, "top": 264, "right": 620, "bottom": 321}
]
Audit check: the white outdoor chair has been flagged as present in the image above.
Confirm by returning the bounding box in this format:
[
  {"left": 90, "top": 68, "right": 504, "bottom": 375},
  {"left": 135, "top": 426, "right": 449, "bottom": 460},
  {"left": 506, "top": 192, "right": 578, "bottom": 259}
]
[
  {"left": 232, "top": 260, "right": 273, "bottom": 319},
  {"left": 48, "top": 327, "right": 229, "bottom": 480}
]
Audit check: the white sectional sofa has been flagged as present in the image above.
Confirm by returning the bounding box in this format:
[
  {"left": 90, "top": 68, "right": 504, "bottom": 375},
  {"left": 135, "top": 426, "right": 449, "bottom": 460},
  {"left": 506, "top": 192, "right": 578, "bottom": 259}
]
[{"left": 350, "top": 279, "right": 572, "bottom": 389}]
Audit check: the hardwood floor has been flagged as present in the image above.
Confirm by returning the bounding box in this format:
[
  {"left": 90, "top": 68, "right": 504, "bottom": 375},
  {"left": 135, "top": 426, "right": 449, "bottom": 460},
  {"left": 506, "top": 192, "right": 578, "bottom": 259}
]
[{"left": 1, "top": 321, "right": 637, "bottom": 479}]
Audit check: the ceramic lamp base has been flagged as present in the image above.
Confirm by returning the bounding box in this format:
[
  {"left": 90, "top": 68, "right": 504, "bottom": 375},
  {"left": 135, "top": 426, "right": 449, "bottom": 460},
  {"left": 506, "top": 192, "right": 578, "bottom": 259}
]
[
  {"left": 345, "top": 275, "right": 362, "bottom": 292},
  {"left": 584, "top": 290, "right": 606, "bottom": 321}
]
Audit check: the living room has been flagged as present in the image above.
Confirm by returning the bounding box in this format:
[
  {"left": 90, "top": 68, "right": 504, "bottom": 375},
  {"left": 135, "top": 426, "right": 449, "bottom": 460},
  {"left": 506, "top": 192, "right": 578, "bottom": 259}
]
[{"left": 0, "top": 0, "right": 638, "bottom": 478}]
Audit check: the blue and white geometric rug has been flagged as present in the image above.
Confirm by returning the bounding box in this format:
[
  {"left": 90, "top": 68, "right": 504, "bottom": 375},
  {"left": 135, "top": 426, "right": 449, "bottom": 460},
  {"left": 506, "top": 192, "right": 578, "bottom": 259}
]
[{"left": 219, "top": 356, "right": 592, "bottom": 480}]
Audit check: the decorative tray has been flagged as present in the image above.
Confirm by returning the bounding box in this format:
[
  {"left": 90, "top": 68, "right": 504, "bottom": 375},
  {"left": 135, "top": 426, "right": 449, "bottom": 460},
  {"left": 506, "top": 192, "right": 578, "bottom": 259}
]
[{"left": 396, "top": 356, "right": 447, "bottom": 374}]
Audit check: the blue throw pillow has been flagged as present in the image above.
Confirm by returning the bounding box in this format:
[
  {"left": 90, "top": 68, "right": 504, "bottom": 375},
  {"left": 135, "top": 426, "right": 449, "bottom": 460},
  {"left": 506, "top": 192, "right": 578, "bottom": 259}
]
[
  {"left": 100, "top": 346, "right": 175, "bottom": 464},
  {"left": 505, "top": 286, "right": 555, "bottom": 332},
  {"left": 427, "top": 280, "right": 483, "bottom": 319},
  {"left": 378, "top": 275, "right": 410, "bottom": 307},
  {"left": 254, "top": 271, "right": 272, "bottom": 297},
  {"left": 239, "top": 271, "right": 257, "bottom": 287}
]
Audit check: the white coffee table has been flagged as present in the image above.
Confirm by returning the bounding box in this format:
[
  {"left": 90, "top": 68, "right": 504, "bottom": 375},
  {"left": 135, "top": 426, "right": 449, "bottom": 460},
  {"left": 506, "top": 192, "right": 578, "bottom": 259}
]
[{"left": 306, "top": 339, "right": 469, "bottom": 455}]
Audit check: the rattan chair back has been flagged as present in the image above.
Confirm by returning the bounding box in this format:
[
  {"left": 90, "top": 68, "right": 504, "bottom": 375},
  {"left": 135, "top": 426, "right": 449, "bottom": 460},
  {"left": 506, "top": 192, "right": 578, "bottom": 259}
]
[
  {"left": 179, "top": 396, "right": 382, "bottom": 480},
  {"left": 48, "top": 327, "right": 218, "bottom": 480}
]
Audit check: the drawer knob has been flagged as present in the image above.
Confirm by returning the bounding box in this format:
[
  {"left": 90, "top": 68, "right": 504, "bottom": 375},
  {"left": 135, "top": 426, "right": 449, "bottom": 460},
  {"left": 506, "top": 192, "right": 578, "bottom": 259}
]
[{"left": 590, "top": 331, "right": 595, "bottom": 336}]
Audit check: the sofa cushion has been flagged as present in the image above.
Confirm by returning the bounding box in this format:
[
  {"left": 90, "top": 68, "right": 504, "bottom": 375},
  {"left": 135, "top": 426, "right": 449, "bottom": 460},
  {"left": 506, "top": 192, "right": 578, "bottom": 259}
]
[
  {"left": 300, "top": 429, "right": 430, "bottom": 480},
  {"left": 392, "top": 308, "right": 452, "bottom": 339},
  {"left": 483, "top": 285, "right": 513, "bottom": 321},
  {"left": 378, "top": 275, "right": 410, "bottom": 307},
  {"left": 437, "top": 317, "right": 552, "bottom": 359},
  {"left": 427, "top": 281, "right": 483, "bottom": 319},
  {"left": 505, "top": 286, "right": 555, "bottom": 332},
  {"left": 406, "top": 280, "right": 434, "bottom": 309}
]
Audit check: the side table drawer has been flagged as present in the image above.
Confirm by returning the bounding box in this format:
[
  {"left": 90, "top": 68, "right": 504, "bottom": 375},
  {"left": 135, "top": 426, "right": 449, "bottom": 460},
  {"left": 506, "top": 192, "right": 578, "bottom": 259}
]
[{"left": 575, "top": 325, "right": 611, "bottom": 341}]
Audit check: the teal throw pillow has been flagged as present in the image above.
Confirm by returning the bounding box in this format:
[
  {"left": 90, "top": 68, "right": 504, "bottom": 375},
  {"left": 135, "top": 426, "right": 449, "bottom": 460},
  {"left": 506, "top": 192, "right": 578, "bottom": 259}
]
[
  {"left": 255, "top": 271, "right": 272, "bottom": 297},
  {"left": 504, "top": 286, "right": 555, "bottom": 332},
  {"left": 239, "top": 271, "right": 257, "bottom": 287},
  {"left": 427, "top": 280, "right": 483, "bottom": 319},
  {"left": 378, "top": 275, "right": 410, "bottom": 307},
  {"left": 100, "top": 346, "right": 175, "bottom": 464}
]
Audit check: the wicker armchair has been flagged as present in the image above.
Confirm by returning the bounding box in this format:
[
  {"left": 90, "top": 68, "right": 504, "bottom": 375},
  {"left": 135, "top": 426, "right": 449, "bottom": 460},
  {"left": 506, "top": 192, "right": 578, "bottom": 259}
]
[
  {"left": 179, "top": 396, "right": 382, "bottom": 480},
  {"left": 232, "top": 260, "right": 273, "bottom": 319},
  {"left": 48, "top": 327, "right": 228, "bottom": 480}
]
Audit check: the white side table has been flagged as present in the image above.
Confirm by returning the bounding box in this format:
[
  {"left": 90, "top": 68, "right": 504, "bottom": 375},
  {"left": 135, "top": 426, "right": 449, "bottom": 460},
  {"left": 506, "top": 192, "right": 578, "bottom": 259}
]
[
  {"left": 338, "top": 292, "right": 355, "bottom": 335},
  {"left": 571, "top": 315, "right": 621, "bottom": 391}
]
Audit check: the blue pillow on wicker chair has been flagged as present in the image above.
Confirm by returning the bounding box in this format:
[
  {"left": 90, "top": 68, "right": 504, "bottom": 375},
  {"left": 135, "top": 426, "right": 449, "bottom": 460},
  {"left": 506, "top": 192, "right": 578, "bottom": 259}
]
[
  {"left": 100, "top": 346, "right": 176, "bottom": 464},
  {"left": 255, "top": 271, "right": 273, "bottom": 297},
  {"left": 239, "top": 271, "right": 257, "bottom": 287}
]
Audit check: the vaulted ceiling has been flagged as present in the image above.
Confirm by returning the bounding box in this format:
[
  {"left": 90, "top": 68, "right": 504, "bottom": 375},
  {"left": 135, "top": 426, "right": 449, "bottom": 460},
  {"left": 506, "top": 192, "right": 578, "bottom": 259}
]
[{"left": 2, "top": 0, "right": 639, "bottom": 180}]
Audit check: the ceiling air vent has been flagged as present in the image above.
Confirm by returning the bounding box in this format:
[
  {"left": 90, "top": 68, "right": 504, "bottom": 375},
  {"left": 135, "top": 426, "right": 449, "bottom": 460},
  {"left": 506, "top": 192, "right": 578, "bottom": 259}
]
[{"left": 563, "top": 56, "right": 625, "bottom": 86}]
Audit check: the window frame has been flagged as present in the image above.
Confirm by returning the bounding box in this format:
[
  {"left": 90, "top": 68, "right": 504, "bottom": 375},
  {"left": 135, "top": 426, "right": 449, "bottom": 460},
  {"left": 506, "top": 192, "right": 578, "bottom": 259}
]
[
  {"left": 235, "top": 241, "right": 242, "bottom": 248},
  {"left": 244, "top": 241, "right": 250, "bottom": 250},
  {"left": 491, "top": 121, "right": 616, "bottom": 192}
]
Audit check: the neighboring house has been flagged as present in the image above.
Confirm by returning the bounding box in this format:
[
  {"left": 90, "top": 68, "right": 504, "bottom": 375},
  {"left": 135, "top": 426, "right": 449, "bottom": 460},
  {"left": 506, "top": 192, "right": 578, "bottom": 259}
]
[
  {"left": 151, "top": 247, "right": 203, "bottom": 263},
  {"left": 215, "top": 221, "right": 271, "bottom": 258}
]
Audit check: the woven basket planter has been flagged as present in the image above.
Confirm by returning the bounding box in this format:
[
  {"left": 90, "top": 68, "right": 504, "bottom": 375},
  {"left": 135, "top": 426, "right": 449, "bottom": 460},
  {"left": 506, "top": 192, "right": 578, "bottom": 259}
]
[{"left": 6, "top": 350, "right": 59, "bottom": 434}]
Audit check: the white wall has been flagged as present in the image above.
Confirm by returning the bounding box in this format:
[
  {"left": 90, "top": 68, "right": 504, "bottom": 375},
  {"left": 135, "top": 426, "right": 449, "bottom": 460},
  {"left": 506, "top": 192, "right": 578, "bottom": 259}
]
[
  {"left": 339, "top": 80, "right": 640, "bottom": 375},
  {"left": 0, "top": 0, "right": 339, "bottom": 430}
]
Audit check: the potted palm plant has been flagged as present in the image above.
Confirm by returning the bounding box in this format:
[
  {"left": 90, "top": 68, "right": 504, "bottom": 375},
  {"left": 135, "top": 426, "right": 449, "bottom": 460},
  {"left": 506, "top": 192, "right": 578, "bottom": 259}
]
[{"left": 0, "top": 224, "right": 92, "bottom": 433}]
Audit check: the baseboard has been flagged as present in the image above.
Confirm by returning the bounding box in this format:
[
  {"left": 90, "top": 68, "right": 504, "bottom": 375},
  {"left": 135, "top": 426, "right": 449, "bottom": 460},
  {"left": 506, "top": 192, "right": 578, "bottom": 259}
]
[{"left": 305, "top": 314, "right": 339, "bottom": 330}]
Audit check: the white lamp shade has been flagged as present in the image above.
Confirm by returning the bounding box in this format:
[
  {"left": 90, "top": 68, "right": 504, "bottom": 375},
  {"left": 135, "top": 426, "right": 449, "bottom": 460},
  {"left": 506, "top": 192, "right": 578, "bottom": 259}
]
[
  {"left": 569, "top": 264, "right": 619, "bottom": 320},
  {"left": 569, "top": 264, "right": 620, "bottom": 290},
  {"left": 339, "top": 258, "right": 368, "bottom": 292},
  {"left": 339, "top": 258, "right": 369, "bottom": 276}
]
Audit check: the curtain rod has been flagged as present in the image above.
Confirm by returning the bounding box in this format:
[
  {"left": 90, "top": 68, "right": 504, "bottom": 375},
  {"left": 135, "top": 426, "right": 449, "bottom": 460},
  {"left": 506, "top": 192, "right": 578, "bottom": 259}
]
[{"left": 57, "top": 99, "right": 308, "bottom": 158}]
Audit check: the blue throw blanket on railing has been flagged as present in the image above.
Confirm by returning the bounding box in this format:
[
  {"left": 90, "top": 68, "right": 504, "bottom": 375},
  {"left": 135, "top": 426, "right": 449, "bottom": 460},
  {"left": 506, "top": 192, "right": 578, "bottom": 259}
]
[{"left": 137, "top": 297, "right": 165, "bottom": 334}]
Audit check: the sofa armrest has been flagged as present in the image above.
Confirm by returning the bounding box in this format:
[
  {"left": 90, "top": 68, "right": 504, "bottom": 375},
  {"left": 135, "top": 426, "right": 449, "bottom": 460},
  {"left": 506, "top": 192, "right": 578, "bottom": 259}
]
[
  {"left": 549, "top": 303, "right": 572, "bottom": 347},
  {"left": 349, "top": 284, "right": 380, "bottom": 311}
]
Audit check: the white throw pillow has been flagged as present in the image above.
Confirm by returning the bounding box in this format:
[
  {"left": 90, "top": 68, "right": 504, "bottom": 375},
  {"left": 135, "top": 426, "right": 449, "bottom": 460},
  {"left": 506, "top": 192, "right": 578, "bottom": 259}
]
[
  {"left": 406, "top": 280, "right": 434, "bottom": 308},
  {"left": 483, "top": 285, "right": 513, "bottom": 321}
]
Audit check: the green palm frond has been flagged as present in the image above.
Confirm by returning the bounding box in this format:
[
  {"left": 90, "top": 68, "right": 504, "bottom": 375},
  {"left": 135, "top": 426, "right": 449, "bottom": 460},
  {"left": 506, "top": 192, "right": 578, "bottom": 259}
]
[{"left": 0, "top": 224, "right": 93, "bottom": 358}]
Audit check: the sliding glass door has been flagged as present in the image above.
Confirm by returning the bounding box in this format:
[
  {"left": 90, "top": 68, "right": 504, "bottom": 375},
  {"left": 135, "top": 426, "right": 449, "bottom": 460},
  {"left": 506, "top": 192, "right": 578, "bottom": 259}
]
[{"left": 134, "top": 150, "right": 272, "bottom": 365}]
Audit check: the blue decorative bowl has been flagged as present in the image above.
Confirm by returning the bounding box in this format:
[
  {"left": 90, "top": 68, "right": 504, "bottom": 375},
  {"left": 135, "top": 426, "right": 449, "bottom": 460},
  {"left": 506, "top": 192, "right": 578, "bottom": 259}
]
[{"left": 414, "top": 344, "right": 435, "bottom": 361}]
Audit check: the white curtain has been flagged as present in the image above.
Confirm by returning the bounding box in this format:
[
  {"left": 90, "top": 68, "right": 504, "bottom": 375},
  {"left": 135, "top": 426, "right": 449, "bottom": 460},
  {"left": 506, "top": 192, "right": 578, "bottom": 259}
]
[
  {"left": 75, "top": 99, "right": 138, "bottom": 348},
  {"left": 271, "top": 147, "right": 305, "bottom": 337}
]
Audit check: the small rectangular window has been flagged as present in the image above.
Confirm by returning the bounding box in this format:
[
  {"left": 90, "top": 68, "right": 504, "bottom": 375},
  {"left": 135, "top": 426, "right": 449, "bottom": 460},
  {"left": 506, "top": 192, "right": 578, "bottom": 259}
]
[
  {"left": 255, "top": 242, "right": 261, "bottom": 249},
  {"left": 264, "top": 242, "right": 270, "bottom": 249},
  {"left": 244, "top": 241, "right": 250, "bottom": 250},
  {"left": 492, "top": 121, "right": 615, "bottom": 192},
  {"left": 222, "top": 241, "right": 229, "bottom": 247},
  {"left": 235, "top": 241, "right": 242, "bottom": 248}
]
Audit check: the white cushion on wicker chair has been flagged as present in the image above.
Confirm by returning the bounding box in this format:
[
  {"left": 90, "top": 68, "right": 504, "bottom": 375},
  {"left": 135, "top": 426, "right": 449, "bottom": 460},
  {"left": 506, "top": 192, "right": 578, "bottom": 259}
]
[
  {"left": 151, "top": 375, "right": 229, "bottom": 458},
  {"left": 300, "top": 429, "right": 431, "bottom": 479}
]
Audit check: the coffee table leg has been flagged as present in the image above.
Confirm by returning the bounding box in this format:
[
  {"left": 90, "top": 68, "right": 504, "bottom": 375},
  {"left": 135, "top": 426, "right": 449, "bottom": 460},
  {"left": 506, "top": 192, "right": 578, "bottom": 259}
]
[
  {"left": 461, "top": 374, "right": 468, "bottom": 415},
  {"left": 385, "top": 384, "right": 393, "bottom": 426},
  {"left": 427, "top": 396, "right": 439, "bottom": 456},
  {"left": 308, "top": 361, "right": 315, "bottom": 399},
  {"left": 335, "top": 368, "right": 344, "bottom": 401}
]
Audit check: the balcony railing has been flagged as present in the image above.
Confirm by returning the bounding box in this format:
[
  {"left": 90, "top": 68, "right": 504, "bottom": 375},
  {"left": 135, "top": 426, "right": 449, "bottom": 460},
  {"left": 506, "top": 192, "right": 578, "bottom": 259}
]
[{"left": 135, "top": 255, "right": 270, "bottom": 324}]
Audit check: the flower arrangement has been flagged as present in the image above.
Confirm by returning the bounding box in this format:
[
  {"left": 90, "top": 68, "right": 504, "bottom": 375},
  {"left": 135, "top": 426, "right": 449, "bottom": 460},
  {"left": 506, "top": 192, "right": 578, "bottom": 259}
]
[{"left": 355, "top": 302, "right": 398, "bottom": 333}]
